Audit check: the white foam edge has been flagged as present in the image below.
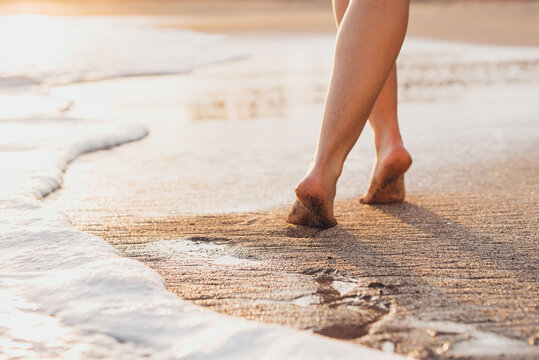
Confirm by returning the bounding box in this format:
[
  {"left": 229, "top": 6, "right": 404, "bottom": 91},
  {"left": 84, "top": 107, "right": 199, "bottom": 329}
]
[
  {"left": 0, "top": 125, "right": 406, "bottom": 359},
  {"left": 26, "top": 125, "right": 149, "bottom": 200},
  {"left": 411, "top": 319, "right": 538, "bottom": 357}
]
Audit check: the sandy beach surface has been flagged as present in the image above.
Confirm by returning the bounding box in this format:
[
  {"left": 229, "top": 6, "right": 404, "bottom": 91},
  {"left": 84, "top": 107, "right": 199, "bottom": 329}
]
[{"left": 33, "top": 1, "right": 539, "bottom": 358}]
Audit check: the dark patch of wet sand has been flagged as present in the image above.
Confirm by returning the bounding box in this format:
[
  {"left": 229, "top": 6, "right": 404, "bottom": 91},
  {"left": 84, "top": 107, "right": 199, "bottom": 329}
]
[{"left": 70, "top": 156, "right": 539, "bottom": 358}]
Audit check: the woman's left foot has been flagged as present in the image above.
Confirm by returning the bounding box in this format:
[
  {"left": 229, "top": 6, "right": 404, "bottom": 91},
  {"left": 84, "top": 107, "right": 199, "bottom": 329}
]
[
  {"left": 287, "top": 200, "right": 336, "bottom": 229},
  {"left": 286, "top": 169, "right": 338, "bottom": 229},
  {"left": 360, "top": 144, "right": 412, "bottom": 204}
]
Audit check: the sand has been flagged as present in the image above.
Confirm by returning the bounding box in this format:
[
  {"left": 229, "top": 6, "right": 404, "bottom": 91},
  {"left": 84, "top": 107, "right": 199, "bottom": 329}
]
[
  {"left": 37, "top": 0, "right": 539, "bottom": 358},
  {"left": 75, "top": 156, "right": 539, "bottom": 357}
]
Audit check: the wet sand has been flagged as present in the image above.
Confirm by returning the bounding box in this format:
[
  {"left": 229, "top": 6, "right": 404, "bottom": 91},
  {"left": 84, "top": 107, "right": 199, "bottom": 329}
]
[
  {"left": 71, "top": 156, "right": 539, "bottom": 357},
  {"left": 40, "top": 1, "right": 539, "bottom": 358}
]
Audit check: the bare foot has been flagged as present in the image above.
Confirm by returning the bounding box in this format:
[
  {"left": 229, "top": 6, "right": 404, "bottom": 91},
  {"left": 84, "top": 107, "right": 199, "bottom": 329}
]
[
  {"left": 286, "top": 175, "right": 338, "bottom": 229},
  {"left": 360, "top": 145, "right": 412, "bottom": 204}
]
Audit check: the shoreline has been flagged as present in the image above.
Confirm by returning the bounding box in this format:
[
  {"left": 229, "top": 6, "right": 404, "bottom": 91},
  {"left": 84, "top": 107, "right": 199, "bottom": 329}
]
[
  {"left": 1, "top": 127, "right": 406, "bottom": 359},
  {"left": 7, "top": 2, "right": 538, "bottom": 358}
]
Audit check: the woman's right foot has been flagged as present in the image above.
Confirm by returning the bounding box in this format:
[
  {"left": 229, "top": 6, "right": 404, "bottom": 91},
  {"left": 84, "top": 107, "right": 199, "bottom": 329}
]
[
  {"left": 286, "top": 172, "right": 338, "bottom": 229},
  {"left": 360, "top": 144, "right": 412, "bottom": 204}
]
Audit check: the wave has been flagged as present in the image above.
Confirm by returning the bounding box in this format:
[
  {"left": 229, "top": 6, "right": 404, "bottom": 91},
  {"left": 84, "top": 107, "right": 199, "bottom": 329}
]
[{"left": 0, "top": 15, "right": 244, "bottom": 88}]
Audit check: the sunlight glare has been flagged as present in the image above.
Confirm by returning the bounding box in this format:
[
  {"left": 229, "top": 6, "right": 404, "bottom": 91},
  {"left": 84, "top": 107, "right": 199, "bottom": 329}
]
[{"left": 0, "top": 15, "right": 67, "bottom": 78}]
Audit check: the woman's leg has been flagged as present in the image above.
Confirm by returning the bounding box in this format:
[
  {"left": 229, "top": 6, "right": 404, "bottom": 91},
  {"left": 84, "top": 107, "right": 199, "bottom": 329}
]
[
  {"left": 333, "top": 0, "right": 412, "bottom": 204},
  {"left": 287, "top": 0, "right": 410, "bottom": 228},
  {"left": 361, "top": 64, "right": 412, "bottom": 204}
]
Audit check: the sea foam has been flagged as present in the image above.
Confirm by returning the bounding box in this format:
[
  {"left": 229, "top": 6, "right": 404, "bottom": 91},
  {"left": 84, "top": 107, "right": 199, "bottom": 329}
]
[{"left": 0, "top": 15, "right": 242, "bottom": 88}]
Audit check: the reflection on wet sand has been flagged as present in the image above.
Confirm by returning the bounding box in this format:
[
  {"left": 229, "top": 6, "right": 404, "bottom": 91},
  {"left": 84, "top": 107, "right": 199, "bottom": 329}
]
[{"left": 187, "top": 85, "right": 287, "bottom": 121}]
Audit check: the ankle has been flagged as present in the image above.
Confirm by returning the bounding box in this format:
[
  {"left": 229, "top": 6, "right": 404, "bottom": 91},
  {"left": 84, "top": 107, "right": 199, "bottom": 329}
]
[
  {"left": 311, "top": 156, "right": 342, "bottom": 184},
  {"left": 374, "top": 131, "right": 403, "bottom": 156}
]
